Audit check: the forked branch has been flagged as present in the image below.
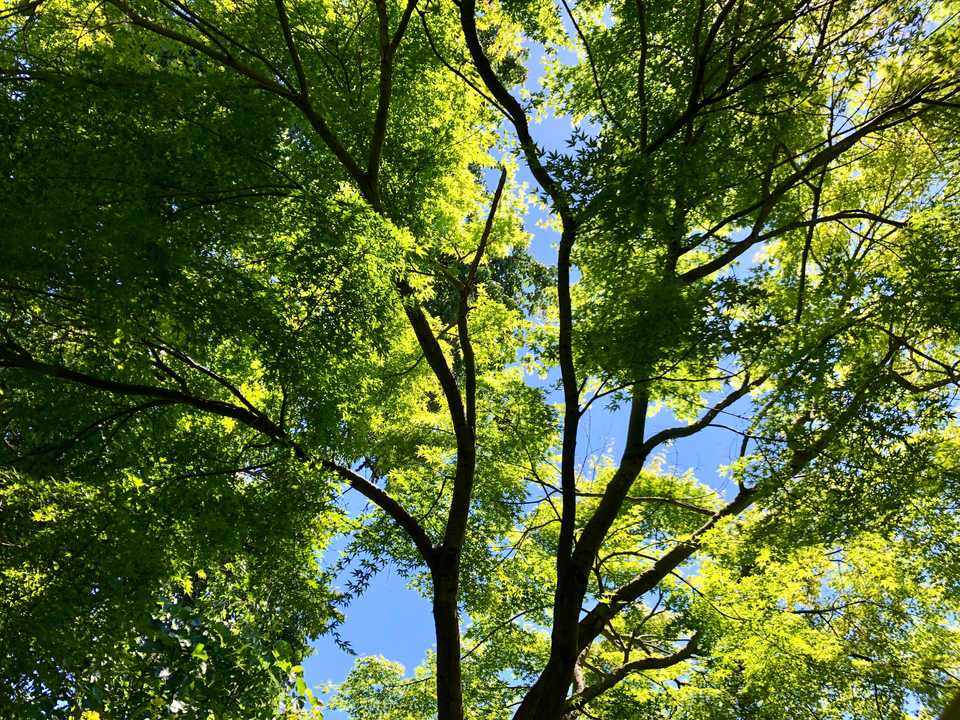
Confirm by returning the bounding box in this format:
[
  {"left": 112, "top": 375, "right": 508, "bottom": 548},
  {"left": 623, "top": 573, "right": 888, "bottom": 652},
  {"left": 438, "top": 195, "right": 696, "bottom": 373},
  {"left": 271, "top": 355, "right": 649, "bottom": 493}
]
[{"left": 565, "top": 634, "right": 700, "bottom": 711}]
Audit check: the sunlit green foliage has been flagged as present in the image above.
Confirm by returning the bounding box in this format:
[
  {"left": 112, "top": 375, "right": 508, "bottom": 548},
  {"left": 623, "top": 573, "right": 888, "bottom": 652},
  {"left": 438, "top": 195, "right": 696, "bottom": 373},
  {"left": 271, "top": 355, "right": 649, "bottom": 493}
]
[{"left": 2, "top": 0, "right": 960, "bottom": 717}]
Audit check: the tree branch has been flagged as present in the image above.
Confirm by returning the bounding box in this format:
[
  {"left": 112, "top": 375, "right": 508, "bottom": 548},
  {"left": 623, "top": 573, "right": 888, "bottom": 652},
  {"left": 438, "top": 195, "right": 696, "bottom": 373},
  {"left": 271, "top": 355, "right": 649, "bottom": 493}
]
[
  {"left": 573, "top": 378, "right": 755, "bottom": 571},
  {"left": 465, "top": 167, "right": 508, "bottom": 291},
  {"left": 417, "top": 10, "right": 508, "bottom": 117},
  {"left": 0, "top": 342, "right": 436, "bottom": 562},
  {"left": 565, "top": 634, "right": 700, "bottom": 710},
  {"left": 395, "top": 283, "right": 474, "bottom": 553},
  {"left": 577, "top": 492, "right": 715, "bottom": 516},
  {"left": 557, "top": 0, "right": 634, "bottom": 143},
  {"left": 0, "top": 344, "right": 296, "bottom": 455},
  {"left": 577, "top": 360, "right": 889, "bottom": 651},
  {"left": 274, "top": 0, "right": 310, "bottom": 98},
  {"left": 368, "top": 0, "right": 419, "bottom": 201},
  {"left": 458, "top": 7, "right": 585, "bottom": 706},
  {"left": 457, "top": 0, "right": 573, "bottom": 220},
  {"left": 679, "top": 80, "right": 957, "bottom": 283},
  {"left": 323, "top": 460, "right": 436, "bottom": 561},
  {"left": 108, "top": 0, "right": 371, "bottom": 201},
  {"left": 576, "top": 488, "right": 755, "bottom": 651},
  {"left": 459, "top": 167, "right": 507, "bottom": 433}
]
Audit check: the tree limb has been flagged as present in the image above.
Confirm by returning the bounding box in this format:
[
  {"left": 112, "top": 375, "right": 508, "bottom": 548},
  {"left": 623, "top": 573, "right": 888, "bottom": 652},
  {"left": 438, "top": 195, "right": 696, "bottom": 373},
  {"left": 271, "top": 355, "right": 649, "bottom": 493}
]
[
  {"left": 576, "top": 487, "right": 755, "bottom": 651},
  {"left": 274, "top": 0, "right": 310, "bottom": 98},
  {"left": 108, "top": 0, "right": 371, "bottom": 200},
  {"left": 0, "top": 342, "right": 437, "bottom": 563},
  {"left": 323, "top": 461, "right": 436, "bottom": 561},
  {"left": 679, "top": 80, "right": 958, "bottom": 283},
  {"left": 565, "top": 634, "right": 700, "bottom": 710}
]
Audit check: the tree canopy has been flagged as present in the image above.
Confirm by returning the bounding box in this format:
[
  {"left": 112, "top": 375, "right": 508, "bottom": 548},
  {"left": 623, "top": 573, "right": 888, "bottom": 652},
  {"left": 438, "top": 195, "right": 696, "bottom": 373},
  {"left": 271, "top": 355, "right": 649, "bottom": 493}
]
[{"left": 2, "top": 0, "right": 960, "bottom": 717}]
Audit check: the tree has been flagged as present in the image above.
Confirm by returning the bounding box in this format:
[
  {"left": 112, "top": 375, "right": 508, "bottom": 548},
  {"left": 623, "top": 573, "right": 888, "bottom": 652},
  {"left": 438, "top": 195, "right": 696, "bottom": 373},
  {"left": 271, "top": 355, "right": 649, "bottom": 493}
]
[{"left": 2, "top": 0, "right": 960, "bottom": 716}]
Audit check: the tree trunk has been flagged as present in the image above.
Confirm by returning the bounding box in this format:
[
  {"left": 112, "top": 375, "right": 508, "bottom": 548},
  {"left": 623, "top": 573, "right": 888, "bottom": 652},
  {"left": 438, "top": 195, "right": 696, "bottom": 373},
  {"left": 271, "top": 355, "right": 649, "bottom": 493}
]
[
  {"left": 432, "top": 557, "right": 464, "bottom": 720},
  {"left": 512, "top": 663, "right": 573, "bottom": 720},
  {"left": 512, "top": 564, "right": 588, "bottom": 720},
  {"left": 560, "top": 650, "right": 587, "bottom": 720}
]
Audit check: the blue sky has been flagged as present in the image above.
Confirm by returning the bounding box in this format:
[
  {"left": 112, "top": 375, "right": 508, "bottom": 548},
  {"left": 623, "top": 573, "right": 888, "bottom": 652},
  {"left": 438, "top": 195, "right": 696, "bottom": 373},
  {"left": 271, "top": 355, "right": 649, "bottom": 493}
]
[{"left": 302, "top": 44, "right": 753, "bottom": 717}]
